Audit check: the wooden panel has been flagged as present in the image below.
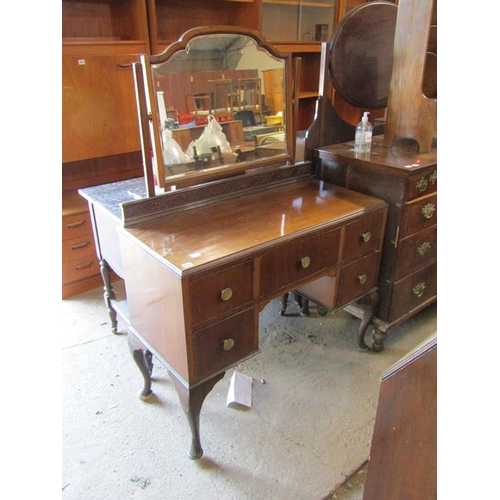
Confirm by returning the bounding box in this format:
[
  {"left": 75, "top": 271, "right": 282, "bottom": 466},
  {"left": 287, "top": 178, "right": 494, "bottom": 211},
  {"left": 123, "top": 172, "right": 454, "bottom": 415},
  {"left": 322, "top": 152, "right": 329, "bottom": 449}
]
[
  {"left": 400, "top": 193, "right": 437, "bottom": 239},
  {"left": 193, "top": 308, "right": 258, "bottom": 381},
  {"left": 389, "top": 261, "right": 437, "bottom": 321},
  {"left": 342, "top": 208, "right": 385, "bottom": 262},
  {"left": 259, "top": 227, "right": 341, "bottom": 297},
  {"left": 62, "top": 234, "right": 96, "bottom": 263},
  {"left": 393, "top": 225, "right": 437, "bottom": 281},
  {"left": 62, "top": 51, "right": 143, "bottom": 162},
  {"left": 338, "top": 252, "right": 379, "bottom": 306},
  {"left": 62, "top": 254, "right": 100, "bottom": 283},
  {"left": 364, "top": 337, "right": 437, "bottom": 499},
  {"left": 296, "top": 270, "right": 338, "bottom": 310},
  {"left": 189, "top": 260, "right": 255, "bottom": 328},
  {"left": 62, "top": 212, "right": 92, "bottom": 240}
]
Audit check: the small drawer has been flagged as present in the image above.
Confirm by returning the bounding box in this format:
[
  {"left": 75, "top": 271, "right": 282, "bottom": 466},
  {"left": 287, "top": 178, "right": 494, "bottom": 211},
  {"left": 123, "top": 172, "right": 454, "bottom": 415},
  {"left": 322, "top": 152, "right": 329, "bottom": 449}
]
[
  {"left": 405, "top": 168, "right": 437, "bottom": 201},
  {"left": 189, "top": 260, "right": 254, "bottom": 327},
  {"left": 62, "top": 211, "right": 91, "bottom": 240},
  {"left": 338, "top": 252, "right": 380, "bottom": 306},
  {"left": 342, "top": 208, "right": 386, "bottom": 262},
  {"left": 400, "top": 193, "right": 437, "bottom": 239},
  {"left": 389, "top": 261, "right": 437, "bottom": 321},
  {"left": 393, "top": 225, "right": 437, "bottom": 281},
  {"left": 259, "top": 227, "right": 341, "bottom": 298},
  {"left": 62, "top": 255, "right": 100, "bottom": 284},
  {"left": 62, "top": 235, "right": 96, "bottom": 263},
  {"left": 193, "top": 309, "right": 258, "bottom": 381}
]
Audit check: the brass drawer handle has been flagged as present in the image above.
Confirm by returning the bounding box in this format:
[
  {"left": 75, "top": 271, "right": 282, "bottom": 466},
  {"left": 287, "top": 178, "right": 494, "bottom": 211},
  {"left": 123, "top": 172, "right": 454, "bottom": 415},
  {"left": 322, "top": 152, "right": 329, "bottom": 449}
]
[
  {"left": 416, "top": 177, "right": 428, "bottom": 193},
  {"left": 223, "top": 338, "right": 235, "bottom": 351},
  {"left": 358, "top": 274, "right": 367, "bottom": 284},
  {"left": 221, "top": 288, "right": 233, "bottom": 301},
  {"left": 66, "top": 220, "right": 86, "bottom": 230},
  {"left": 75, "top": 261, "right": 93, "bottom": 271},
  {"left": 429, "top": 170, "right": 437, "bottom": 184},
  {"left": 412, "top": 282, "right": 426, "bottom": 298},
  {"left": 361, "top": 231, "right": 371, "bottom": 243},
  {"left": 417, "top": 241, "right": 431, "bottom": 256},
  {"left": 71, "top": 241, "right": 90, "bottom": 251},
  {"left": 301, "top": 256, "right": 311, "bottom": 269},
  {"left": 421, "top": 203, "right": 436, "bottom": 219}
]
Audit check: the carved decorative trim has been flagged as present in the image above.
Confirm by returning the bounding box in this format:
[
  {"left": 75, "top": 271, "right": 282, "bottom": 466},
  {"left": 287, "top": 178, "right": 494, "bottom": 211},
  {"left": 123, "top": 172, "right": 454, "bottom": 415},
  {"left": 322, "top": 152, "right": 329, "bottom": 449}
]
[{"left": 121, "top": 163, "right": 313, "bottom": 226}]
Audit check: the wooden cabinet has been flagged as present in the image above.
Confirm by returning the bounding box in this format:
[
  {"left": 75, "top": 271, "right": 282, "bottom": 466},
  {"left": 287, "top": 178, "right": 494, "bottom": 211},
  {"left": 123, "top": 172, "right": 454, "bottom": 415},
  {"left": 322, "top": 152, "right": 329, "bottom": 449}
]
[
  {"left": 62, "top": 191, "right": 102, "bottom": 298},
  {"left": 315, "top": 136, "right": 437, "bottom": 350}
]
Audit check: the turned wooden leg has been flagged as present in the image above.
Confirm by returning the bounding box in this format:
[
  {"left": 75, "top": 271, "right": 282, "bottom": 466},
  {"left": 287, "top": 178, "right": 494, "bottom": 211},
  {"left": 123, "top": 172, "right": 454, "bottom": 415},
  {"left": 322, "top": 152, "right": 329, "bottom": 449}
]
[
  {"left": 372, "top": 327, "right": 387, "bottom": 353},
  {"left": 168, "top": 371, "right": 225, "bottom": 460},
  {"left": 298, "top": 295, "right": 310, "bottom": 317},
  {"left": 357, "top": 290, "right": 379, "bottom": 352},
  {"left": 280, "top": 293, "right": 289, "bottom": 315},
  {"left": 100, "top": 259, "right": 118, "bottom": 334},
  {"left": 127, "top": 333, "right": 153, "bottom": 400}
]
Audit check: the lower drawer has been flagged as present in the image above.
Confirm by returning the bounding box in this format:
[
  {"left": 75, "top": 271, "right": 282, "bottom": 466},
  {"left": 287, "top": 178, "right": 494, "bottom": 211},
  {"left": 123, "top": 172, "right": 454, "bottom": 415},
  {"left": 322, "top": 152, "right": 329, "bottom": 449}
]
[
  {"left": 389, "top": 261, "right": 437, "bottom": 321},
  {"left": 62, "top": 255, "right": 100, "bottom": 284},
  {"left": 193, "top": 309, "right": 258, "bottom": 381},
  {"left": 338, "top": 252, "right": 380, "bottom": 306},
  {"left": 62, "top": 234, "right": 96, "bottom": 262}
]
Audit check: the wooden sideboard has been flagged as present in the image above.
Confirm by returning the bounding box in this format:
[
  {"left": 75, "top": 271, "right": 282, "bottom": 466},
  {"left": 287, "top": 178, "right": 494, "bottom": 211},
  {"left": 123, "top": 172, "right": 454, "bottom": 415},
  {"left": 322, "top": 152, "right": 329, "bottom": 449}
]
[
  {"left": 80, "top": 163, "right": 387, "bottom": 459},
  {"left": 314, "top": 136, "right": 437, "bottom": 350}
]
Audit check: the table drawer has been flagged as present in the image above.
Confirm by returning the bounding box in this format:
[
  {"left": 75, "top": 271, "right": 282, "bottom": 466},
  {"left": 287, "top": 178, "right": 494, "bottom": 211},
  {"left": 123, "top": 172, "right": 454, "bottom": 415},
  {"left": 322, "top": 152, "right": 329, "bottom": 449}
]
[
  {"left": 342, "top": 208, "right": 386, "bottom": 262},
  {"left": 405, "top": 168, "right": 437, "bottom": 201},
  {"left": 400, "top": 193, "right": 437, "bottom": 239},
  {"left": 193, "top": 309, "right": 257, "bottom": 381},
  {"left": 62, "top": 254, "right": 100, "bottom": 284},
  {"left": 389, "top": 261, "right": 437, "bottom": 321},
  {"left": 393, "top": 225, "right": 437, "bottom": 281},
  {"left": 62, "top": 211, "right": 92, "bottom": 240},
  {"left": 259, "top": 227, "right": 341, "bottom": 298},
  {"left": 338, "top": 252, "right": 380, "bottom": 306},
  {"left": 62, "top": 234, "right": 96, "bottom": 263},
  {"left": 189, "top": 260, "right": 254, "bottom": 327}
]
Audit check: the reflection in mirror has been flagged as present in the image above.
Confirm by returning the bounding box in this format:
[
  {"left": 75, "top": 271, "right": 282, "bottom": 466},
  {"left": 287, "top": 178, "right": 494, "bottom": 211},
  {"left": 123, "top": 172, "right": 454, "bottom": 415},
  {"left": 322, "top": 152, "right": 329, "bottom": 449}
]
[{"left": 137, "top": 28, "right": 293, "bottom": 194}]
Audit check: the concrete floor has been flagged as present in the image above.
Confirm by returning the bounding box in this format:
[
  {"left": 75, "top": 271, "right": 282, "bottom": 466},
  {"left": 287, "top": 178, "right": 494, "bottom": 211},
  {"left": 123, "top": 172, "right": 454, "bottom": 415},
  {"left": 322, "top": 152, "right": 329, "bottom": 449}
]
[{"left": 62, "top": 281, "right": 437, "bottom": 499}]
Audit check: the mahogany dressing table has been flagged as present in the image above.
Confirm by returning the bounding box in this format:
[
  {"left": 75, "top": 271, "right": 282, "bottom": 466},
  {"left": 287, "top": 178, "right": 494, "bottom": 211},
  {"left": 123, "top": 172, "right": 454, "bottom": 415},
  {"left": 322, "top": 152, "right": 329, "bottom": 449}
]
[{"left": 79, "top": 27, "right": 388, "bottom": 459}]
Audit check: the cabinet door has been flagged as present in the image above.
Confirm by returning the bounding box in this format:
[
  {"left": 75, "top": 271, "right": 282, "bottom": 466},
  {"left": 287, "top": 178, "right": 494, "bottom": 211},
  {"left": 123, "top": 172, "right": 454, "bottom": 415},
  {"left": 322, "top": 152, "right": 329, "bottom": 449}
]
[{"left": 62, "top": 52, "right": 142, "bottom": 162}]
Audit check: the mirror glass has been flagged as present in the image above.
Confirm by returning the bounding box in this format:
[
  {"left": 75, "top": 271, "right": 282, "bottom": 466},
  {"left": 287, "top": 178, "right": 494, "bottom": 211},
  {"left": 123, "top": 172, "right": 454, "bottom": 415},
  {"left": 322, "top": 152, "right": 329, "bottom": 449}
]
[{"left": 142, "top": 29, "right": 291, "bottom": 192}]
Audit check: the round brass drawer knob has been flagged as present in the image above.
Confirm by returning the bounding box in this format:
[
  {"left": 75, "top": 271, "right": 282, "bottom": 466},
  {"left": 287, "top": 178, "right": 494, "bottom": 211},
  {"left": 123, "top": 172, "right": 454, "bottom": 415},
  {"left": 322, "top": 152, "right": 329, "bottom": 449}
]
[
  {"left": 301, "top": 256, "right": 311, "bottom": 269},
  {"left": 221, "top": 287, "right": 233, "bottom": 301},
  {"left": 362, "top": 231, "right": 371, "bottom": 243},
  {"left": 358, "top": 274, "right": 367, "bottom": 284},
  {"left": 223, "top": 338, "right": 235, "bottom": 351}
]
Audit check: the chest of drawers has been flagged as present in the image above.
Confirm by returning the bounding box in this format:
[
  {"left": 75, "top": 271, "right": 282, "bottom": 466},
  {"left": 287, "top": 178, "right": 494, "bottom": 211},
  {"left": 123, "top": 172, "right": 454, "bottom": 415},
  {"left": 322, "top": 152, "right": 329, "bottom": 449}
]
[
  {"left": 62, "top": 191, "right": 102, "bottom": 298},
  {"left": 315, "top": 136, "right": 437, "bottom": 350}
]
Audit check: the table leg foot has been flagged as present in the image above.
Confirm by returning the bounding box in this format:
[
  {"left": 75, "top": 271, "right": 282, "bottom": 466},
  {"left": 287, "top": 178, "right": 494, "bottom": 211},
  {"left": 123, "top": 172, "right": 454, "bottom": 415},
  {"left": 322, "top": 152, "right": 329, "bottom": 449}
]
[
  {"left": 128, "top": 333, "right": 153, "bottom": 400},
  {"left": 372, "top": 328, "right": 387, "bottom": 352},
  {"left": 168, "top": 371, "right": 225, "bottom": 460},
  {"left": 357, "top": 291, "right": 379, "bottom": 352}
]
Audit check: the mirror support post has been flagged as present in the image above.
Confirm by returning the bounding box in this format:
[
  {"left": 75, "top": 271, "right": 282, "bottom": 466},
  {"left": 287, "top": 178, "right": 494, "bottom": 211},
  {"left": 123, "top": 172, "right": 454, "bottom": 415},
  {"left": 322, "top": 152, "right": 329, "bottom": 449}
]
[{"left": 133, "top": 62, "right": 156, "bottom": 197}]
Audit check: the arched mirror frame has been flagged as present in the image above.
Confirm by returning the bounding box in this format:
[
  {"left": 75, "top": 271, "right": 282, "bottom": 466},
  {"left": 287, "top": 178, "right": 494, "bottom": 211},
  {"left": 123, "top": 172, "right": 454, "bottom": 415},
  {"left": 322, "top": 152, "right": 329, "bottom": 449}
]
[{"left": 134, "top": 26, "right": 296, "bottom": 197}]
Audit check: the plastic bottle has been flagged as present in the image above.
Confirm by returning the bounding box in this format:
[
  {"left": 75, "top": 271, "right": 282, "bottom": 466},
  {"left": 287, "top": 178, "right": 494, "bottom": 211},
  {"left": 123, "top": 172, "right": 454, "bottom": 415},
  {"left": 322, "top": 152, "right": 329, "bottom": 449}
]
[{"left": 354, "top": 111, "right": 373, "bottom": 154}]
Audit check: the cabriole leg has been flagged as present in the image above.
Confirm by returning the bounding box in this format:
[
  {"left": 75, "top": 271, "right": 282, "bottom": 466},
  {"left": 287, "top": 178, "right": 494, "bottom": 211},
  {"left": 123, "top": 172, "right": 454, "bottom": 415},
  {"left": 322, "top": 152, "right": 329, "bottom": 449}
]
[
  {"left": 357, "top": 290, "right": 379, "bottom": 352},
  {"left": 168, "top": 371, "right": 225, "bottom": 460},
  {"left": 127, "top": 333, "right": 153, "bottom": 400}
]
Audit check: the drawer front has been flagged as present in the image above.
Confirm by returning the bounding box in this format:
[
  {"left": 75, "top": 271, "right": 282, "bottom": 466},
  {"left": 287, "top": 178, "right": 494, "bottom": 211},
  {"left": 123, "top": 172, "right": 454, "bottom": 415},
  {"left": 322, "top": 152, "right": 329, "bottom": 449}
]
[
  {"left": 62, "top": 234, "right": 96, "bottom": 263},
  {"left": 342, "top": 208, "right": 386, "bottom": 262},
  {"left": 406, "top": 168, "right": 437, "bottom": 201},
  {"left": 194, "top": 309, "right": 257, "bottom": 381},
  {"left": 389, "top": 261, "right": 437, "bottom": 321},
  {"left": 189, "top": 260, "right": 254, "bottom": 327},
  {"left": 393, "top": 225, "right": 437, "bottom": 281},
  {"left": 259, "top": 227, "right": 341, "bottom": 298},
  {"left": 338, "top": 252, "right": 380, "bottom": 306},
  {"left": 62, "top": 255, "right": 100, "bottom": 284},
  {"left": 62, "top": 211, "right": 92, "bottom": 240},
  {"left": 400, "top": 193, "right": 437, "bottom": 239}
]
